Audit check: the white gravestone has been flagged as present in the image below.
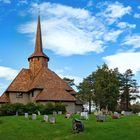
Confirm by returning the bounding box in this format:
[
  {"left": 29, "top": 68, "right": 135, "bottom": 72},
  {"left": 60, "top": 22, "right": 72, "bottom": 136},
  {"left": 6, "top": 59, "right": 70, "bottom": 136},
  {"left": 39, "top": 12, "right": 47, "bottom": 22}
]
[
  {"left": 58, "top": 111, "right": 62, "bottom": 115},
  {"left": 44, "top": 115, "right": 49, "bottom": 122},
  {"left": 121, "top": 111, "right": 125, "bottom": 115},
  {"left": 16, "top": 111, "right": 18, "bottom": 116},
  {"left": 32, "top": 114, "right": 37, "bottom": 120},
  {"left": 81, "top": 112, "right": 89, "bottom": 120},
  {"left": 65, "top": 113, "right": 71, "bottom": 119},
  {"left": 114, "top": 112, "right": 120, "bottom": 118},
  {"left": 49, "top": 117, "right": 56, "bottom": 124},
  {"left": 53, "top": 111, "right": 57, "bottom": 116},
  {"left": 138, "top": 112, "right": 140, "bottom": 117},
  {"left": 25, "top": 113, "right": 28, "bottom": 119},
  {"left": 38, "top": 111, "right": 41, "bottom": 115}
]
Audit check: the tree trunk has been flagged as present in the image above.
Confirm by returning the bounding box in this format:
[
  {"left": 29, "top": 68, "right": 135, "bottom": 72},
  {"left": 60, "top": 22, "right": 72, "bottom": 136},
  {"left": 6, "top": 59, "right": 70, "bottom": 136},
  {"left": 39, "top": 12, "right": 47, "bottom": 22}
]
[{"left": 88, "top": 100, "right": 91, "bottom": 114}]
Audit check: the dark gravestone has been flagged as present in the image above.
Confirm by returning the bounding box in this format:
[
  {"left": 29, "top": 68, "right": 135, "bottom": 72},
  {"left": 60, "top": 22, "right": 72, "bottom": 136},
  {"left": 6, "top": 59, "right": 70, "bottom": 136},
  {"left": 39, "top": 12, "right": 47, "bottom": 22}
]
[{"left": 72, "top": 119, "right": 84, "bottom": 133}]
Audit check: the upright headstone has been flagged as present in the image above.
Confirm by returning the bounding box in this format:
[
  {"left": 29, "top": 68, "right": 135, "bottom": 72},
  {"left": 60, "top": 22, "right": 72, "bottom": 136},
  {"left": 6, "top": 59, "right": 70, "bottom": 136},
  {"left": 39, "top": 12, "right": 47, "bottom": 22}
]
[
  {"left": 72, "top": 119, "right": 84, "bottom": 133},
  {"left": 25, "top": 113, "right": 28, "bottom": 119},
  {"left": 53, "top": 111, "right": 57, "bottom": 116},
  {"left": 38, "top": 111, "right": 41, "bottom": 115},
  {"left": 49, "top": 117, "right": 56, "bottom": 124},
  {"left": 124, "top": 111, "right": 132, "bottom": 116},
  {"left": 138, "top": 112, "right": 140, "bottom": 117},
  {"left": 16, "top": 111, "right": 18, "bottom": 116},
  {"left": 121, "top": 111, "right": 125, "bottom": 115},
  {"left": 96, "top": 115, "right": 106, "bottom": 122},
  {"left": 65, "top": 113, "right": 71, "bottom": 119},
  {"left": 58, "top": 111, "right": 62, "bottom": 115},
  {"left": 44, "top": 115, "right": 49, "bottom": 122},
  {"left": 32, "top": 114, "right": 37, "bottom": 120},
  {"left": 80, "top": 112, "right": 88, "bottom": 120},
  {"left": 112, "top": 112, "right": 120, "bottom": 119}
]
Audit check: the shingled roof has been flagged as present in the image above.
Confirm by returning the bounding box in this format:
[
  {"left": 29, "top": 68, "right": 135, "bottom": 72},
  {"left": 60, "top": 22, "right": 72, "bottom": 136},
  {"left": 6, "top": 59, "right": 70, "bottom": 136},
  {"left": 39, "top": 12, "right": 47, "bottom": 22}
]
[{"left": 0, "top": 16, "right": 77, "bottom": 103}]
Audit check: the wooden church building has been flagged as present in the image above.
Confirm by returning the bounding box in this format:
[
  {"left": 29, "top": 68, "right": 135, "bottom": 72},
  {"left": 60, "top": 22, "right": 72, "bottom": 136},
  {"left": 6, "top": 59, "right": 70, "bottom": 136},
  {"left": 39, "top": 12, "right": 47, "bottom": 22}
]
[{"left": 0, "top": 16, "right": 83, "bottom": 113}]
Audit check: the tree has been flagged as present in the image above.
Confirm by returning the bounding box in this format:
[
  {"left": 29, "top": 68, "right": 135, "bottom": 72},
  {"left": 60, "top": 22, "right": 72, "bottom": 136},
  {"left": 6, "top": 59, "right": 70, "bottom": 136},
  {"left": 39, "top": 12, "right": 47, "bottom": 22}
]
[
  {"left": 93, "top": 64, "right": 120, "bottom": 111},
  {"left": 78, "top": 75, "right": 95, "bottom": 114},
  {"left": 63, "top": 77, "right": 75, "bottom": 87},
  {"left": 119, "top": 69, "right": 139, "bottom": 111}
]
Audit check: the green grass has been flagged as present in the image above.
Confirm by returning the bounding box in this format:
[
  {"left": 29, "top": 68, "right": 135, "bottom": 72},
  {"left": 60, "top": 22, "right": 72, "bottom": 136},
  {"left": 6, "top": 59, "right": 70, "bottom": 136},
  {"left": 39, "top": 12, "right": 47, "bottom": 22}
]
[{"left": 0, "top": 114, "right": 140, "bottom": 140}]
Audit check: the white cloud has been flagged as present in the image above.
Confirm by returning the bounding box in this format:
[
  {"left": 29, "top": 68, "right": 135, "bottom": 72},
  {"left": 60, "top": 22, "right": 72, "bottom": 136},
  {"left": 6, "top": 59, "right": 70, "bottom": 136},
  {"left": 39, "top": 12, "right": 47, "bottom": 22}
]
[
  {"left": 55, "top": 67, "right": 82, "bottom": 85},
  {"left": 103, "top": 52, "right": 140, "bottom": 74},
  {"left": 103, "top": 30, "right": 123, "bottom": 42},
  {"left": 117, "top": 22, "right": 136, "bottom": 29},
  {"left": 58, "top": 73, "right": 83, "bottom": 85},
  {"left": 0, "top": 66, "right": 18, "bottom": 80},
  {"left": 122, "top": 35, "right": 140, "bottom": 49},
  {"left": 97, "top": 1, "right": 131, "bottom": 24},
  {"left": 134, "top": 13, "right": 140, "bottom": 19},
  {"left": 0, "top": 0, "right": 11, "bottom": 4},
  {"left": 18, "top": 2, "right": 125, "bottom": 56}
]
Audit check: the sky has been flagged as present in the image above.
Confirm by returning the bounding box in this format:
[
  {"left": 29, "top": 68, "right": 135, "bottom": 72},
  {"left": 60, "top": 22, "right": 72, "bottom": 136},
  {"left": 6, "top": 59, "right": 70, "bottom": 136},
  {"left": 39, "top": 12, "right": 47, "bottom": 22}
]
[{"left": 1, "top": 0, "right": 140, "bottom": 95}]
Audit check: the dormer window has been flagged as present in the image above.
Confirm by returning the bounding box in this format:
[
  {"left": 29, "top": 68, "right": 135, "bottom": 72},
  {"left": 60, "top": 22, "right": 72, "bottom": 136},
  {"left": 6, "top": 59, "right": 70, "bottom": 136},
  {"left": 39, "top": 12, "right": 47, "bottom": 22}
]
[{"left": 16, "top": 93, "right": 23, "bottom": 98}]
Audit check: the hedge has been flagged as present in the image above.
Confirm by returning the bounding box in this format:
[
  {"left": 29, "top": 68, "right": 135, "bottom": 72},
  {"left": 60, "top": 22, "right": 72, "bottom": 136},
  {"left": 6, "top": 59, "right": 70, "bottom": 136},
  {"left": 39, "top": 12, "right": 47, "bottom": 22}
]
[{"left": 0, "top": 102, "right": 66, "bottom": 116}]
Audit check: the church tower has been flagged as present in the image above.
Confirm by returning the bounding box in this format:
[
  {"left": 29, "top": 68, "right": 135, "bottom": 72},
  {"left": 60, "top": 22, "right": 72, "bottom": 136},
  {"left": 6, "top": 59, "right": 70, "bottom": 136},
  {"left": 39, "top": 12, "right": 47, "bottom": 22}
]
[{"left": 28, "top": 16, "right": 49, "bottom": 77}]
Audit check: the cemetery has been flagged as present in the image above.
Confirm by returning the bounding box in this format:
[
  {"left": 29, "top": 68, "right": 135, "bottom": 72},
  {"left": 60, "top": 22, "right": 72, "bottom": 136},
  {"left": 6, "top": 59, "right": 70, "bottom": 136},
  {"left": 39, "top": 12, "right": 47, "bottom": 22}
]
[
  {"left": 0, "top": 1, "right": 140, "bottom": 140},
  {"left": 0, "top": 112, "right": 140, "bottom": 140}
]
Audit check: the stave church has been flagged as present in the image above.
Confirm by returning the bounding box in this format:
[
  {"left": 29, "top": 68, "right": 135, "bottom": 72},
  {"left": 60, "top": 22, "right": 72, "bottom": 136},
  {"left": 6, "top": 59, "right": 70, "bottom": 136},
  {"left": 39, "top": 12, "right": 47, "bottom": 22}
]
[{"left": 0, "top": 16, "right": 83, "bottom": 113}]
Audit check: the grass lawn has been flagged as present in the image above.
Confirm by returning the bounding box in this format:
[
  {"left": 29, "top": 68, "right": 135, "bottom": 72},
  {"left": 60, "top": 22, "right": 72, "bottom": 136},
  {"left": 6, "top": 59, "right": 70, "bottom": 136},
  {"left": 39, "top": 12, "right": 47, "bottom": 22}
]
[{"left": 0, "top": 114, "right": 140, "bottom": 140}]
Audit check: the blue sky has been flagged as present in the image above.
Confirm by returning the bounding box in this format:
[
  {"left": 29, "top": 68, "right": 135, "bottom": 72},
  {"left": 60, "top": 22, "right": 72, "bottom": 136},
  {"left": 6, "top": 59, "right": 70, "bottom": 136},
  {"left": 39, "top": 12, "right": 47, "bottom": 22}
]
[{"left": 1, "top": 0, "right": 140, "bottom": 95}]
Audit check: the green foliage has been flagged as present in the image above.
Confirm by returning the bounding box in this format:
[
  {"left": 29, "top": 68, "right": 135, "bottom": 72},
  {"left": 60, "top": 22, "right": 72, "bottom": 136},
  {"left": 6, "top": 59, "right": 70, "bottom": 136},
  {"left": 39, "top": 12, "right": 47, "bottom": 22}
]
[
  {"left": 24, "top": 103, "right": 38, "bottom": 115},
  {"left": 131, "top": 104, "right": 140, "bottom": 113},
  {"left": 63, "top": 77, "right": 75, "bottom": 87},
  {"left": 78, "top": 75, "right": 94, "bottom": 113},
  {"left": 93, "top": 64, "right": 120, "bottom": 111},
  {"left": 0, "top": 102, "right": 66, "bottom": 116},
  {"left": 55, "top": 102, "right": 66, "bottom": 113},
  {"left": 119, "top": 69, "right": 139, "bottom": 111}
]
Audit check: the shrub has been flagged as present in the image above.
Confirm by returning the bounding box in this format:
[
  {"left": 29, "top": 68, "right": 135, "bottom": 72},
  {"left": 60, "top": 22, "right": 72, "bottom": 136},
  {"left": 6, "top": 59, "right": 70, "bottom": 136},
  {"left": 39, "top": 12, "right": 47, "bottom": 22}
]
[
  {"left": 131, "top": 104, "right": 140, "bottom": 113},
  {"left": 0, "top": 102, "right": 66, "bottom": 116},
  {"left": 24, "top": 103, "right": 38, "bottom": 115},
  {"left": 55, "top": 103, "right": 66, "bottom": 113},
  {"left": 12, "top": 103, "right": 25, "bottom": 115}
]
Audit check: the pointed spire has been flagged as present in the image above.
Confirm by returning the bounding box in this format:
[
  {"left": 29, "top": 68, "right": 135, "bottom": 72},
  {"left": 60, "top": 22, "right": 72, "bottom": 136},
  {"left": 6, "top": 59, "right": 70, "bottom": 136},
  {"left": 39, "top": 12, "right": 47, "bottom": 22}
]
[
  {"left": 28, "top": 15, "right": 49, "bottom": 61},
  {"left": 35, "top": 15, "right": 43, "bottom": 53}
]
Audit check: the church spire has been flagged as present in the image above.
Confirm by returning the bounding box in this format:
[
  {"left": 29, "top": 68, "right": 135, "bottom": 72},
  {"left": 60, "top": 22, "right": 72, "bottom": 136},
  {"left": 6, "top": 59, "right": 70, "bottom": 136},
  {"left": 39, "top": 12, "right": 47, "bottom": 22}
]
[
  {"left": 28, "top": 15, "right": 49, "bottom": 61},
  {"left": 28, "top": 16, "right": 49, "bottom": 76}
]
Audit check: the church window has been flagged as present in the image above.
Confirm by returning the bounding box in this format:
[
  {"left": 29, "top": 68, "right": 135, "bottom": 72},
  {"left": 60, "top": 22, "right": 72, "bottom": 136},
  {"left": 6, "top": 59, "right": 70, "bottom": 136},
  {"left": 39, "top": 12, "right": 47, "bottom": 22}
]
[
  {"left": 31, "top": 92, "right": 34, "bottom": 97},
  {"left": 16, "top": 93, "right": 23, "bottom": 98}
]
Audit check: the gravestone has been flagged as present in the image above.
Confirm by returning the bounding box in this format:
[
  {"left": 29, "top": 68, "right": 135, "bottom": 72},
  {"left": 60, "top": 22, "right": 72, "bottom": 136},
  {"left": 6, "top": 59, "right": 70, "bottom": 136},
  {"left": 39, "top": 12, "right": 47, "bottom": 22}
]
[
  {"left": 49, "top": 117, "right": 56, "bottom": 124},
  {"left": 138, "top": 112, "right": 140, "bottom": 117},
  {"left": 96, "top": 115, "right": 106, "bottom": 122},
  {"left": 112, "top": 112, "right": 120, "bottom": 119},
  {"left": 25, "top": 113, "right": 28, "bottom": 119},
  {"left": 53, "top": 111, "right": 57, "bottom": 116},
  {"left": 121, "top": 111, "right": 125, "bottom": 115},
  {"left": 65, "top": 113, "right": 71, "bottom": 119},
  {"left": 44, "top": 115, "right": 49, "bottom": 122},
  {"left": 16, "top": 111, "right": 18, "bottom": 116},
  {"left": 58, "top": 111, "right": 62, "bottom": 115},
  {"left": 80, "top": 112, "right": 89, "bottom": 120},
  {"left": 32, "top": 114, "right": 37, "bottom": 120},
  {"left": 72, "top": 119, "right": 84, "bottom": 133},
  {"left": 38, "top": 111, "right": 41, "bottom": 115},
  {"left": 124, "top": 111, "right": 132, "bottom": 116}
]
